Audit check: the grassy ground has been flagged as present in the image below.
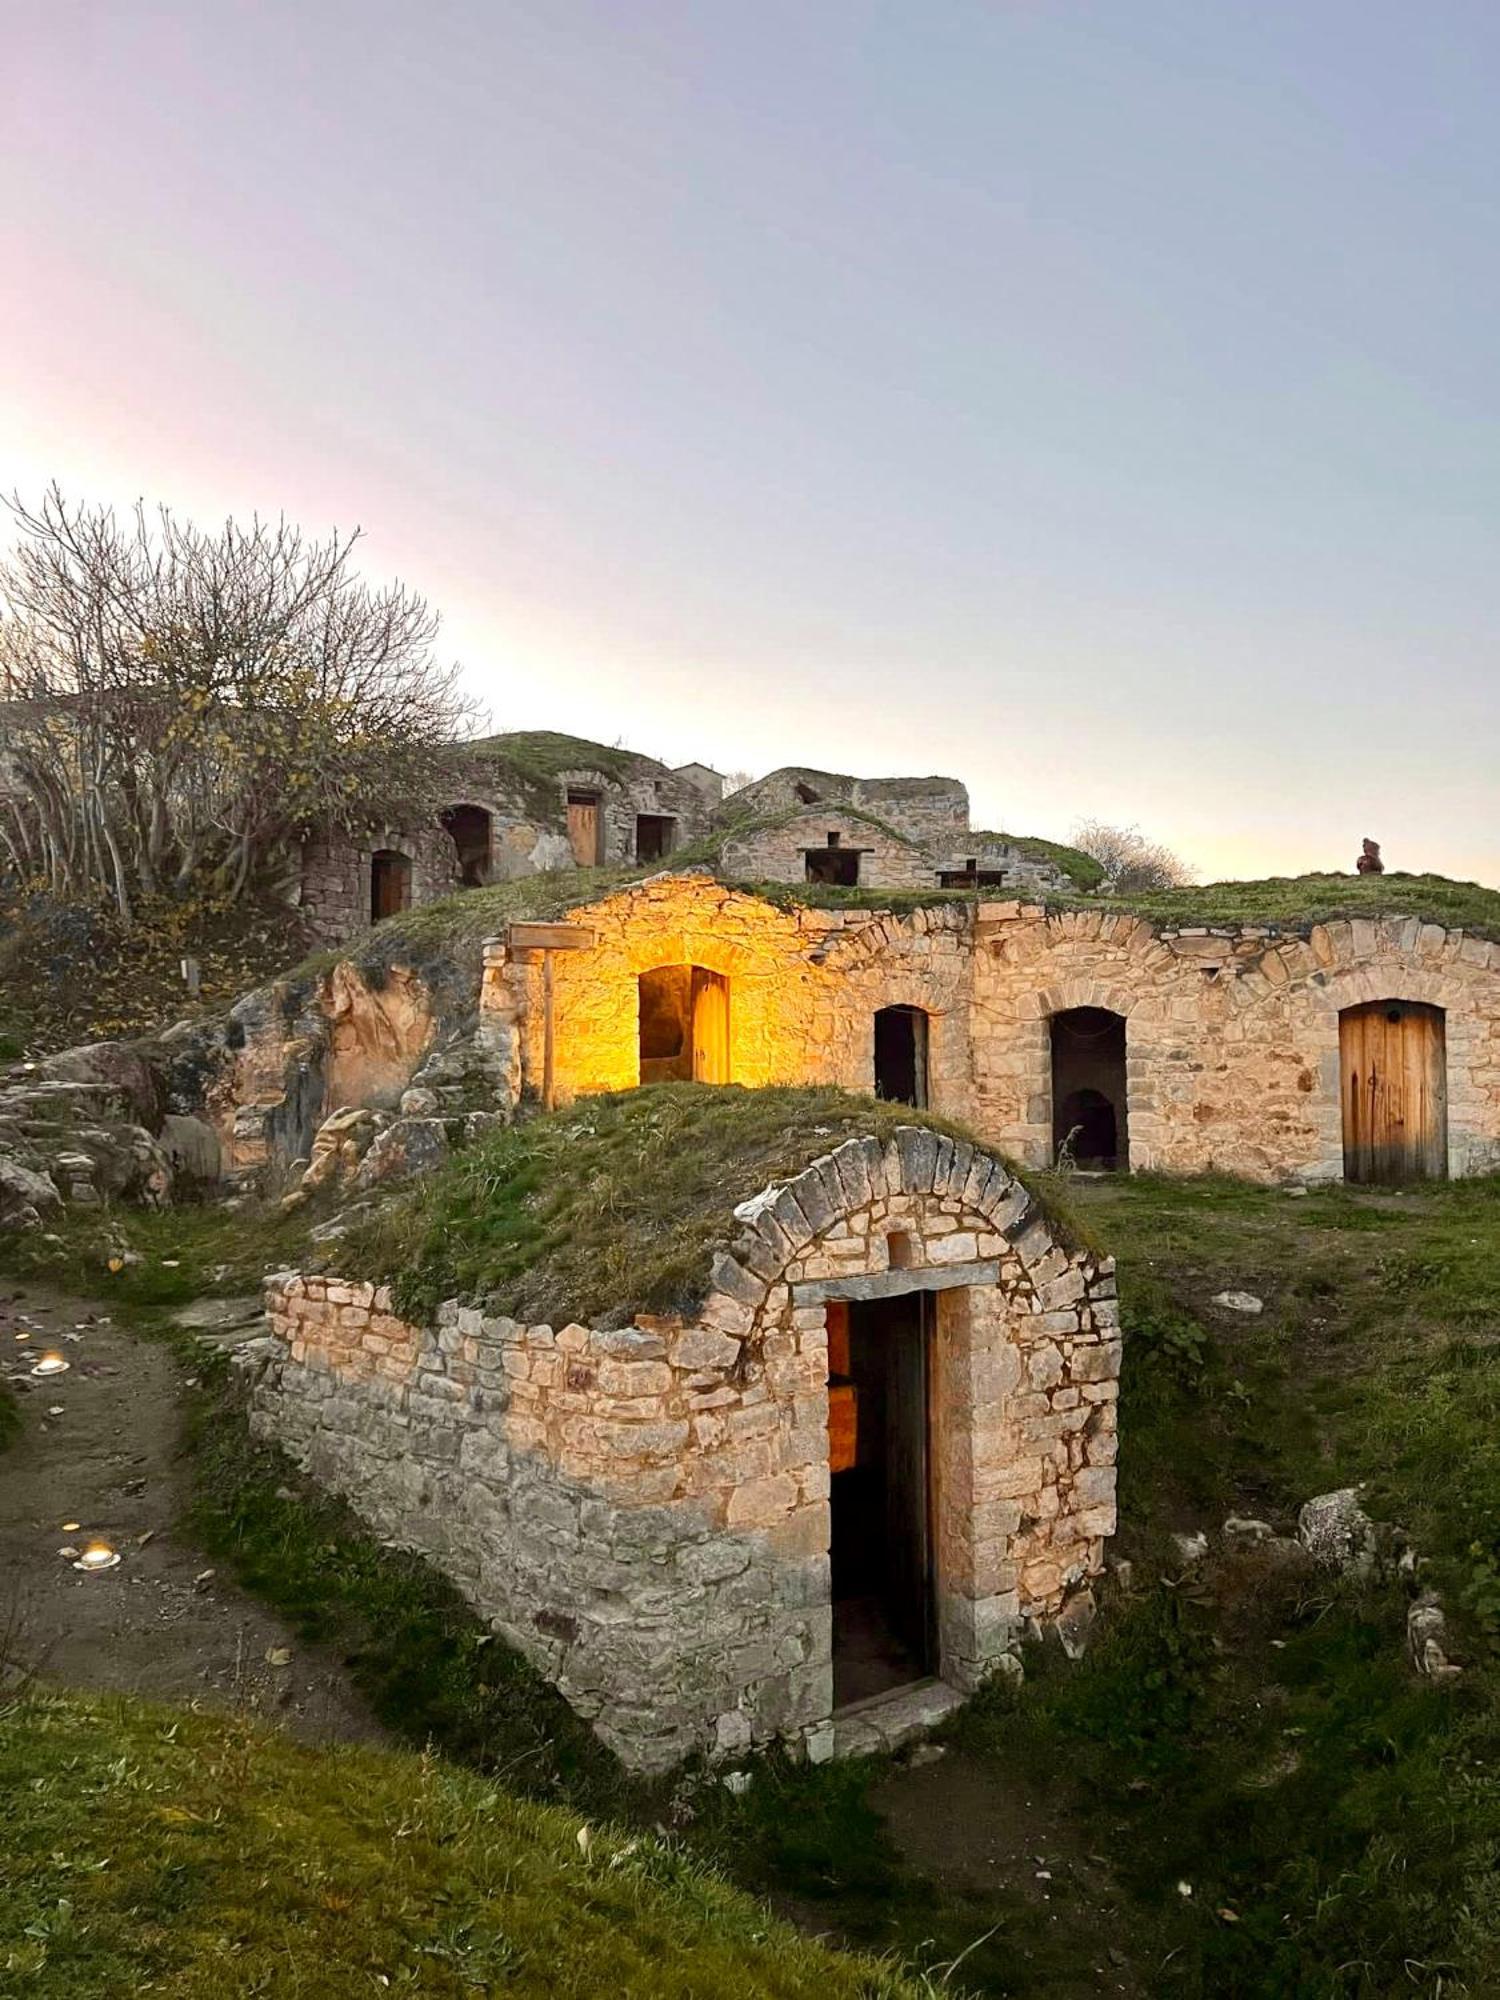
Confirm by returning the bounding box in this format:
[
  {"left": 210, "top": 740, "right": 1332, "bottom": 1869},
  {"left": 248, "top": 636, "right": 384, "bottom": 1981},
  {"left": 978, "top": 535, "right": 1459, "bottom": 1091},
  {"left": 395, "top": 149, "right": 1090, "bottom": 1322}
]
[
  {"left": 6, "top": 1165, "right": 1500, "bottom": 1994},
  {"left": 0, "top": 1691, "right": 929, "bottom": 2000},
  {"left": 337, "top": 1082, "right": 1070, "bottom": 1330}
]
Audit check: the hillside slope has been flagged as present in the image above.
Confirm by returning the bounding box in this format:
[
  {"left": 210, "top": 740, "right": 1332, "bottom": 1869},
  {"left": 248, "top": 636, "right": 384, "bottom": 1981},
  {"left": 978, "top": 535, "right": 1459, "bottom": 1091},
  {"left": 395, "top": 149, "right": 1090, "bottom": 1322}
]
[{"left": 0, "top": 1690, "right": 925, "bottom": 1999}]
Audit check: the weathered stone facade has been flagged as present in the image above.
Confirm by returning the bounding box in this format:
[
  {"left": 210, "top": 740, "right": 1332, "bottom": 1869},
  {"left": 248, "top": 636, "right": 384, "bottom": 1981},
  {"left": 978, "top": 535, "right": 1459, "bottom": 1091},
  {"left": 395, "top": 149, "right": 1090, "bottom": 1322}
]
[
  {"left": 296, "top": 737, "right": 723, "bottom": 945},
  {"left": 716, "top": 768, "right": 1080, "bottom": 895},
  {"left": 248, "top": 1129, "right": 1118, "bottom": 1770},
  {"left": 480, "top": 876, "right": 1500, "bottom": 1183},
  {"left": 970, "top": 902, "right": 1500, "bottom": 1179}
]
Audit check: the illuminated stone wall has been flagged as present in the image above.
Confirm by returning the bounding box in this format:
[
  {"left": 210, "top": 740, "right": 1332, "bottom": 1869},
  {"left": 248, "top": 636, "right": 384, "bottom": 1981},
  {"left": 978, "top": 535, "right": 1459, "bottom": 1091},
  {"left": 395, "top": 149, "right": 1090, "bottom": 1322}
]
[
  {"left": 247, "top": 1129, "right": 1117, "bottom": 1772},
  {"left": 971, "top": 902, "right": 1500, "bottom": 1179},
  {"left": 479, "top": 876, "right": 1500, "bottom": 1182},
  {"left": 481, "top": 873, "right": 977, "bottom": 1115}
]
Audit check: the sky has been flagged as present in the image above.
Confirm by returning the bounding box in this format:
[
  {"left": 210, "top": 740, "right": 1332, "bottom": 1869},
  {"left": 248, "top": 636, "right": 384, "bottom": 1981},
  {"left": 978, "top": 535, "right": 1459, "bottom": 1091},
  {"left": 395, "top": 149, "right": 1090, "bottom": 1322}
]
[{"left": 3, "top": 1, "right": 1497, "bottom": 884}]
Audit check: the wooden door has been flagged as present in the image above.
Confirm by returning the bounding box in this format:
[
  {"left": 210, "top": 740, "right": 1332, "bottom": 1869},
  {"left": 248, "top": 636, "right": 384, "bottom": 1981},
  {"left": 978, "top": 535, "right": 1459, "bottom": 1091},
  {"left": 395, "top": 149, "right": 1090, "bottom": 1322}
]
[
  {"left": 1341, "top": 1001, "right": 1447, "bottom": 1183},
  {"left": 690, "top": 968, "right": 730, "bottom": 1083},
  {"left": 566, "top": 794, "right": 600, "bottom": 867},
  {"left": 881, "top": 1293, "right": 934, "bottom": 1673}
]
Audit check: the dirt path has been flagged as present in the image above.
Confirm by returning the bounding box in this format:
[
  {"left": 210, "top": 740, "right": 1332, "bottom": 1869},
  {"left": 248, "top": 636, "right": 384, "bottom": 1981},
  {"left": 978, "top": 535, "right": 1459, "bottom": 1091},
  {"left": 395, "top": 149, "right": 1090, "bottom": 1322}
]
[
  {"left": 0, "top": 1283, "right": 376, "bottom": 1744},
  {"left": 870, "top": 1750, "right": 1147, "bottom": 1996}
]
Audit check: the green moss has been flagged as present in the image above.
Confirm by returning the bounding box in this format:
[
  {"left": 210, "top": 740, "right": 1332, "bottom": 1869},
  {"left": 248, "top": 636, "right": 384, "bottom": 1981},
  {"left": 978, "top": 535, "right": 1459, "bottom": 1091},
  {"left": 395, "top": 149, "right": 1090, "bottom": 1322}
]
[
  {"left": 0, "top": 1691, "right": 924, "bottom": 1999},
  {"left": 339, "top": 1082, "right": 1064, "bottom": 1329}
]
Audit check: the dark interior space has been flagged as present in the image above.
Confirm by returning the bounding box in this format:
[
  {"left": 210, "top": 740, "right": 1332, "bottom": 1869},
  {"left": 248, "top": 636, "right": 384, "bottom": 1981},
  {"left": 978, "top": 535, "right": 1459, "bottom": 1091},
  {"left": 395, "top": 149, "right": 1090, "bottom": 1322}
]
[
  {"left": 1050, "top": 1006, "right": 1128, "bottom": 1169},
  {"left": 369, "top": 849, "right": 412, "bottom": 922},
  {"left": 634, "top": 813, "right": 676, "bottom": 863},
  {"left": 829, "top": 1292, "right": 934, "bottom": 1708},
  {"left": 440, "top": 804, "right": 492, "bottom": 887},
  {"left": 873, "top": 1005, "right": 930, "bottom": 1107},
  {"left": 637, "top": 966, "right": 693, "bottom": 1083},
  {"left": 805, "top": 832, "right": 862, "bottom": 886},
  {"left": 937, "top": 860, "right": 1009, "bottom": 888}
]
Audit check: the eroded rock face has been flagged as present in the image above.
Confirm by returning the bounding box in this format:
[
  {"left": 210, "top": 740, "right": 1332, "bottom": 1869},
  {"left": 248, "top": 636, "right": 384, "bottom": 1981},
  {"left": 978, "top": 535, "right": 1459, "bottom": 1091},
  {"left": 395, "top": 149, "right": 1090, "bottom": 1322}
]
[{"left": 326, "top": 963, "right": 435, "bottom": 1112}]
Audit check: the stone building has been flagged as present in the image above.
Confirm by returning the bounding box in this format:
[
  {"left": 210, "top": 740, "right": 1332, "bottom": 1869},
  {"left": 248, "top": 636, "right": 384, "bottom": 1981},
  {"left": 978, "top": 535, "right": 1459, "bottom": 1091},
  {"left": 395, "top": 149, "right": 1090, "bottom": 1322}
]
[
  {"left": 715, "top": 766, "right": 1085, "bottom": 896},
  {"left": 476, "top": 875, "right": 1500, "bottom": 1184},
  {"left": 296, "top": 733, "right": 724, "bottom": 942},
  {"left": 248, "top": 1125, "right": 1120, "bottom": 1770},
  {"left": 292, "top": 741, "right": 1092, "bottom": 943}
]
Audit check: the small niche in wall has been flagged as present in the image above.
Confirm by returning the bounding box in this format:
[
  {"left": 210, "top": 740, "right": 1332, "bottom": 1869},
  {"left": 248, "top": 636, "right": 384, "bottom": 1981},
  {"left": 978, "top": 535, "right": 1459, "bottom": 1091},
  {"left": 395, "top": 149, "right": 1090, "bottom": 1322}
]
[{"left": 886, "top": 1229, "right": 913, "bottom": 1269}]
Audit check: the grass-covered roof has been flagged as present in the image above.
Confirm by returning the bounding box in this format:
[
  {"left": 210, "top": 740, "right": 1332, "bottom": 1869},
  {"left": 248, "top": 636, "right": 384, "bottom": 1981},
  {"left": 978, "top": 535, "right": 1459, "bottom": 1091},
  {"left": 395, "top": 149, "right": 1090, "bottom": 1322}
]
[
  {"left": 287, "top": 866, "right": 1500, "bottom": 1007},
  {"left": 1063, "top": 869, "right": 1500, "bottom": 943},
  {"left": 339, "top": 1083, "right": 1051, "bottom": 1329}
]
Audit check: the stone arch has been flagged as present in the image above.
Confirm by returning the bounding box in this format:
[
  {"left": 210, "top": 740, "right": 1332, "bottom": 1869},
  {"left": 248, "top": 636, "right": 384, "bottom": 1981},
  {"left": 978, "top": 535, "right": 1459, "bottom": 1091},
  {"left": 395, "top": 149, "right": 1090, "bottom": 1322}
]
[{"left": 693, "top": 1128, "right": 1120, "bottom": 1735}]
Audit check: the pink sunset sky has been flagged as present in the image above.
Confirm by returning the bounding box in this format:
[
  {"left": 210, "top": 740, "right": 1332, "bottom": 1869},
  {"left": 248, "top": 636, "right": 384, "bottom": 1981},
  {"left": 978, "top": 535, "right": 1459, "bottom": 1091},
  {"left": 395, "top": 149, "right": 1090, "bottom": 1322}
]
[{"left": 4, "top": 2, "right": 1497, "bottom": 884}]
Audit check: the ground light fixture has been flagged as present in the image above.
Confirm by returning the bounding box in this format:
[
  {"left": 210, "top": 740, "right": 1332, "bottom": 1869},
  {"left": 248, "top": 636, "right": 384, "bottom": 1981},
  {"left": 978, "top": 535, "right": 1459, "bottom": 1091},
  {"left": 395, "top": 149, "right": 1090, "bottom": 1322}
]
[
  {"left": 30, "top": 1352, "right": 69, "bottom": 1377},
  {"left": 73, "top": 1542, "right": 120, "bottom": 1572}
]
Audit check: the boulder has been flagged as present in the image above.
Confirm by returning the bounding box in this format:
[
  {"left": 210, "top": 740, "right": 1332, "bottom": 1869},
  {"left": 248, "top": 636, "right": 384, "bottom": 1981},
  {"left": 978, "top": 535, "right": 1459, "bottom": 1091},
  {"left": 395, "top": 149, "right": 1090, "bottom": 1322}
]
[
  {"left": 355, "top": 1116, "right": 449, "bottom": 1188},
  {"left": 1298, "top": 1487, "right": 1377, "bottom": 1577},
  {"left": 1054, "top": 1585, "right": 1098, "bottom": 1660},
  {"left": 1212, "top": 1290, "right": 1264, "bottom": 1315},
  {"left": 301, "top": 1105, "right": 381, "bottom": 1194},
  {"left": 158, "top": 1114, "right": 223, "bottom": 1185},
  {"left": 0, "top": 1155, "right": 62, "bottom": 1230}
]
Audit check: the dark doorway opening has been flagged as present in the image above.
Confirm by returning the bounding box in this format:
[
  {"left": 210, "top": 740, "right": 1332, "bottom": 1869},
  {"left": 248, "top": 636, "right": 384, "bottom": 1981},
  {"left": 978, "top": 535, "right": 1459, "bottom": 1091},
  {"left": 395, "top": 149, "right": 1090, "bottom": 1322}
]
[
  {"left": 370, "top": 849, "right": 412, "bottom": 923},
  {"left": 1340, "top": 1000, "right": 1448, "bottom": 1183},
  {"left": 937, "top": 860, "right": 1009, "bottom": 888},
  {"left": 829, "top": 1293, "right": 935, "bottom": 1708},
  {"left": 634, "top": 813, "right": 676, "bottom": 863},
  {"left": 441, "top": 804, "right": 492, "bottom": 888},
  {"left": 637, "top": 966, "right": 730, "bottom": 1084},
  {"left": 1051, "top": 1007, "right": 1128, "bottom": 1169},
  {"left": 805, "top": 832, "right": 862, "bottom": 886},
  {"left": 874, "top": 1005, "right": 930, "bottom": 1107},
  {"left": 566, "top": 790, "right": 602, "bottom": 867}
]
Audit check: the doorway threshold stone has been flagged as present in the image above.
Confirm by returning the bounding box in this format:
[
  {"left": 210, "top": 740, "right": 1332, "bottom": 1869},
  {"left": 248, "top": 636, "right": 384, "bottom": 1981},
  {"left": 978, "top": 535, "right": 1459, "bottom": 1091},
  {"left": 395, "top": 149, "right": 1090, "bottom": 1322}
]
[{"left": 831, "top": 1678, "right": 964, "bottom": 1759}]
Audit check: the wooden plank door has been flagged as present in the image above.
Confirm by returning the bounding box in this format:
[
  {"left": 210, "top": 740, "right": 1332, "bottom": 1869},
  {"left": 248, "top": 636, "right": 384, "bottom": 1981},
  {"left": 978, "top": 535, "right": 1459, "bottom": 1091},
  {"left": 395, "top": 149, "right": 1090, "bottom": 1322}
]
[
  {"left": 690, "top": 969, "right": 730, "bottom": 1083},
  {"left": 566, "top": 794, "right": 600, "bottom": 867},
  {"left": 1340, "top": 1001, "right": 1447, "bottom": 1183}
]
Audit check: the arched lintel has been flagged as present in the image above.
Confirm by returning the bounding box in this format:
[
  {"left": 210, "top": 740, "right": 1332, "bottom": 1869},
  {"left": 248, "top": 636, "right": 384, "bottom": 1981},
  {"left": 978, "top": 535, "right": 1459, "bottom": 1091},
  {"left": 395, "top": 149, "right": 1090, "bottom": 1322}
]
[{"left": 700, "top": 1128, "right": 1096, "bottom": 1346}]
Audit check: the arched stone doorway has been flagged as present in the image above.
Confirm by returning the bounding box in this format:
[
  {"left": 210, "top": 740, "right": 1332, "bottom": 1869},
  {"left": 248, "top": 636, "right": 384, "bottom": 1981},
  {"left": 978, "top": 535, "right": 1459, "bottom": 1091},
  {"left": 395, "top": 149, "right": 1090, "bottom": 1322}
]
[
  {"left": 637, "top": 966, "right": 730, "bottom": 1083},
  {"left": 1051, "top": 1007, "right": 1128, "bottom": 1169},
  {"left": 441, "top": 804, "right": 492, "bottom": 888},
  {"left": 1340, "top": 1000, "right": 1448, "bottom": 1182},
  {"left": 369, "top": 849, "right": 412, "bottom": 922}
]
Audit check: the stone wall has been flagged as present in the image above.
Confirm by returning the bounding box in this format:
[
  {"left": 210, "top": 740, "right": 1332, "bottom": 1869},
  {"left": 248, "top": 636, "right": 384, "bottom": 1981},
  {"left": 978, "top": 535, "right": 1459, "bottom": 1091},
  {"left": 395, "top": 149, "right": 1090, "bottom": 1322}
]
[
  {"left": 247, "top": 1129, "right": 1118, "bottom": 1771},
  {"left": 719, "top": 809, "right": 935, "bottom": 891},
  {"left": 481, "top": 877, "right": 1500, "bottom": 1183},
  {"left": 971, "top": 902, "right": 1500, "bottom": 1179},
  {"left": 482, "top": 874, "right": 976, "bottom": 1111},
  {"left": 298, "top": 825, "right": 460, "bottom": 944},
  {"left": 296, "top": 760, "right": 720, "bottom": 945}
]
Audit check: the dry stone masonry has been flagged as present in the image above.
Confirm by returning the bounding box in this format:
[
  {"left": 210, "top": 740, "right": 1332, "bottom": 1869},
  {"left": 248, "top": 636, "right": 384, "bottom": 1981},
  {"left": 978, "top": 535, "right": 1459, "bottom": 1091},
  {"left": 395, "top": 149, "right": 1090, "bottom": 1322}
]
[{"left": 246, "top": 1128, "right": 1118, "bottom": 1771}]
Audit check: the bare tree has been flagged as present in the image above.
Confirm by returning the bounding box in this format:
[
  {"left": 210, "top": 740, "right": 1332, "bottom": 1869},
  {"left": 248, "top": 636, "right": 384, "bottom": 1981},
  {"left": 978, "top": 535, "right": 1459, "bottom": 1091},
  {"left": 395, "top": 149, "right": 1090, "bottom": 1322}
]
[
  {"left": 1071, "top": 819, "right": 1193, "bottom": 893},
  {"left": 0, "top": 487, "right": 479, "bottom": 919}
]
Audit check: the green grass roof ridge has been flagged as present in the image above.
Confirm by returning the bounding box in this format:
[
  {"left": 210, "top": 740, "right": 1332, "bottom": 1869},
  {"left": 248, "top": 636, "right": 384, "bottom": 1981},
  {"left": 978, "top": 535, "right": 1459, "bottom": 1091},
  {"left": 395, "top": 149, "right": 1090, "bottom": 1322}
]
[{"left": 339, "top": 1082, "right": 1078, "bottom": 1330}]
